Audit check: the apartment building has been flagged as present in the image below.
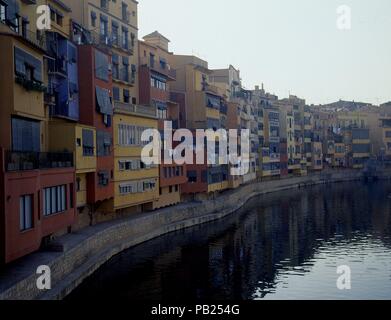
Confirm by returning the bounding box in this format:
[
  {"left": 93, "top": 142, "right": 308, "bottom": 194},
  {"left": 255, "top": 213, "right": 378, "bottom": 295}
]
[
  {"left": 210, "top": 66, "right": 259, "bottom": 184},
  {"left": 379, "top": 115, "right": 391, "bottom": 158},
  {"left": 139, "top": 32, "right": 187, "bottom": 209},
  {"left": 335, "top": 112, "right": 371, "bottom": 169},
  {"left": 261, "top": 107, "right": 281, "bottom": 178},
  {"left": 63, "top": 0, "right": 138, "bottom": 101},
  {"left": 169, "top": 55, "right": 229, "bottom": 196},
  {"left": 64, "top": 0, "right": 160, "bottom": 214},
  {"left": 0, "top": 0, "right": 76, "bottom": 263}
]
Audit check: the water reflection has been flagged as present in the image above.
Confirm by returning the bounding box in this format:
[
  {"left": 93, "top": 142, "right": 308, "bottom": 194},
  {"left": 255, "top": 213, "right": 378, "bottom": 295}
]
[{"left": 67, "top": 181, "right": 391, "bottom": 300}]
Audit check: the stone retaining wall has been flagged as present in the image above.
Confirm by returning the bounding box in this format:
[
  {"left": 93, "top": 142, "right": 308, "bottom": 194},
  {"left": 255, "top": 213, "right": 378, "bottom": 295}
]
[{"left": 0, "top": 169, "right": 386, "bottom": 300}]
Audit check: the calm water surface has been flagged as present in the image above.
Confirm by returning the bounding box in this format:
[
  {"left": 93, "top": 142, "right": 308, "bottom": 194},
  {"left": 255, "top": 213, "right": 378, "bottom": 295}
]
[{"left": 68, "top": 181, "right": 391, "bottom": 300}]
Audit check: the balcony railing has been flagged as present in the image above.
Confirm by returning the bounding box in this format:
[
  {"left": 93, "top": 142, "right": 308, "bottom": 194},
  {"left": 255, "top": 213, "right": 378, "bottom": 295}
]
[
  {"left": 6, "top": 151, "right": 74, "bottom": 172},
  {"left": 0, "top": 18, "right": 46, "bottom": 51},
  {"left": 22, "top": 29, "right": 47, "bottom": 51},
  {"left": 140, "top": 57, "right": 176, "bottom": 80},
  {"left": 114, "top": 101, "right": 157, "bottom": 118},
  {"left": 89, "top": 31, "right": 134, "bottom": 54}
]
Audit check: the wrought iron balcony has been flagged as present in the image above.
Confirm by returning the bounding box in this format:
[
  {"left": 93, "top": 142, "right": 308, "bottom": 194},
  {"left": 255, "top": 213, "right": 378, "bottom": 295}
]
[{"left": 140, "top": 57, "right": 176, "bottom": 80}]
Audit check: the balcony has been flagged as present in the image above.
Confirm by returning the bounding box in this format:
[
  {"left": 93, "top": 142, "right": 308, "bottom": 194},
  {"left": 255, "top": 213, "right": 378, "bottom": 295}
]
[
  {"left": 114, "top": 101, "right": 157, "bottom": 119},
  {"left": 15, "top": 74, "right": 46, "bottom": 92},
  {"left": 1, "top": 15, "right": 46, "bottom": 51},
  {"left": 21, "top": 29, "right": 47, "bottom": 51},
  {"left": 89, "top": 31, "right": 134, "bottom": 54},
  {"left": 5, "top": 151, "right": 74, "bottom": 172},
  {"left": 140, "top": 57, "right": 176, "bottom": 81}
]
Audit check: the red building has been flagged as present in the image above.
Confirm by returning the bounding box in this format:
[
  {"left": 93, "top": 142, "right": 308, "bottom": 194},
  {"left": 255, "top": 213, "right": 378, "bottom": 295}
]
[
  {"left": 1, "top": 150, "right": 75, "bottom": 263},
  {"left": 280, "top": 140, "right": 289, "bottom": 177},
  {"left": 78, "top": 45, "right": 114, "bottom": 208},
  {"left": 0, "top": 32, "right": 76, "bottom": 264}
]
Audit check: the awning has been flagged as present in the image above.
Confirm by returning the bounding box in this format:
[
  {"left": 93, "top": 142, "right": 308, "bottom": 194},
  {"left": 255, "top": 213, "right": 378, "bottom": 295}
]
[{"left": 96, "top": 86, "right": 113, "bottom": 115}]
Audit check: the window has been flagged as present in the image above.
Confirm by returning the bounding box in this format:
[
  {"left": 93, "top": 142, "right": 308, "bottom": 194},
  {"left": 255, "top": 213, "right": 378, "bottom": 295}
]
[
  {"left": 43, "top": 185, "right": 66, "bottom": 216},
  {"left": 121, "top": 56, "right": 129, "bottom": 82},
  {"left": 50, "top": 8, "right": 56, "bottom": 22},
  {"left": 100, "top": 15, "right": 108, "bottom": 37},
  {"left": 98, "top": 171, "right": 109, "bottom": 186},
  {"left": 187, "top": 171, "right": 197, "bottom": 183},
  {"left": 20, "top": 195, "right": 33, "bottom": 231},
  {"left": 151, "top": 76, "right": 167, "bottom": 91},
  {"left": 49, "top": 7, "right": 63, "bottom": 26},
  {"left": 101, "top": 0, "right": 109, "bottom": 10},
  {"left": 56, "top": 12, "right": 63, "bottom": 26},
  {"left": 123, "top": 89, "right": 130, "bottom": 103},
  {"left": 112, "top": 54, "right": 119, "bottom": 79},
  {"left": 76, "top": 178, "right": 81, "bottom": 192},
  {"left": 14, "top": 47, "right": 42, "bottom": 83},
  {"left": 96, "top": 131, "right": 112, "bottom": 156},
  {"left": 118, "top": 124, "right": 151, "bottom": 146},
  {"left": 201, "top": 170, "right": 208, "bottom": 183},
  {"left": 122, "top": 27, "right": 129, "bottom": 50},
  {"left": 12, "top": 117, "right": 40, "bottom": 152},
  {"left": 82, "top": 129, "right": 94, "bottom": 156},
  {"left": 122, "top": 2, "right": 128, "bottom": 21},
  {"left": 69, "top": 183, "right": 74, "bottom": 209},
  {"left": 0, "top": 3, "right": 5, "bottom": 22},
  {"left": 21, "top": 17, "right": 29, "bottom": 38},
  {"left": 112, "top": 22, "right": 119, "bottom": 46},
  {"left": 91, "top": 11, "right": 96, "bottom": 27},
  {"left": 95, "top": 50, "right": 109, "bottom": 81},
  {"left": 113, "top": 87, "right": 120, "bottom": 101}
]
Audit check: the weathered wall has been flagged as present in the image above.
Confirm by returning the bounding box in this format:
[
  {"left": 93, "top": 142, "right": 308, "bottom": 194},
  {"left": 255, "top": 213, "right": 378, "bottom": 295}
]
[{"left": 0, "top": 169, "right": 388, "bottom": 300}]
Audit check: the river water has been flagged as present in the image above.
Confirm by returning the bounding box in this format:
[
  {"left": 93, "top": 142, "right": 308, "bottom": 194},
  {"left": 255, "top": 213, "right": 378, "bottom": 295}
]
[{"left": 67, "top": 180, "right": 391, "bottom": 300}]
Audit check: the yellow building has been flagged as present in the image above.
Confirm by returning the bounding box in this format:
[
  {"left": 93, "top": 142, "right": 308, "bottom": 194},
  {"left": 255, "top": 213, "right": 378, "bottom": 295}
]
[
  {"left": 48, "top": 122, "right": 97, "bottom": 208},
  {"left": 337, "top": 112, "right": 371, "bottom": 169},
  {"left": 169, "top": 55, "right": 229, "bottom": 195},
  {"left": 63, "top": 0, "right": 139, "bottom": 105},
  {"left": 113, "top": 106, "right": 159, "bottom": 212},
  {"left": 311, "top": 141, "right": 323, "bottom": 171},
  {"left": 380, "top": 116, "right": 391, "bottom": 157}
]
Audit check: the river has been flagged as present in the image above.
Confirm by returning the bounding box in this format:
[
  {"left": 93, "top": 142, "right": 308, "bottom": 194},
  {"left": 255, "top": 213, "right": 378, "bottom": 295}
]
[{"left": 67, "top": 180, "right": 391, "bottom": 300}]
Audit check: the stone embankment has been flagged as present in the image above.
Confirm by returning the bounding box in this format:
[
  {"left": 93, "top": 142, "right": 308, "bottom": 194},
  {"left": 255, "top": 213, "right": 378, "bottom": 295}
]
[{"left": 0, "top": 169, "right": 389, "bottom": 300}]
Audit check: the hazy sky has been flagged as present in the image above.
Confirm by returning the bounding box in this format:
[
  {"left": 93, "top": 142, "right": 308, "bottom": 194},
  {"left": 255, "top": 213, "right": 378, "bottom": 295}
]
[{"left": 138, "top": 0, "right": 391, "bottom": 105}]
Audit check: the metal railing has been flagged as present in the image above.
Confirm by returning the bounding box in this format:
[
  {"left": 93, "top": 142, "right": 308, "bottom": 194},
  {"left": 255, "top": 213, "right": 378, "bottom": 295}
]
[
  {"left": 139, "top": 57, "right": 176, "bottom": 80},
  {"left": 114, "top": 102, "right": 157, "bottom": 118},
  {"left": 89, "top": 30, "right": 134, "bottom": 54},
  {"left": 6, "top": 151, "right": 74, "bottom": 172}
]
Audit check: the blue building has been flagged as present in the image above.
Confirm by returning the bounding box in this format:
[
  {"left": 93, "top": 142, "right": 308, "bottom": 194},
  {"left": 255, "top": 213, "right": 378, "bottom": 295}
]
[{"left": 46, "top": 32, "right": 79, "bottom": 121}]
